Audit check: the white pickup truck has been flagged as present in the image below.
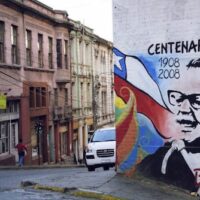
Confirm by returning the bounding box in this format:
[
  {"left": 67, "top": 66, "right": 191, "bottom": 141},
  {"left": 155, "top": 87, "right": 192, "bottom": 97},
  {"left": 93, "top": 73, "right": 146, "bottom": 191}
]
[{"left": 85, "top": 127, "right": 116, "bottom": 171}]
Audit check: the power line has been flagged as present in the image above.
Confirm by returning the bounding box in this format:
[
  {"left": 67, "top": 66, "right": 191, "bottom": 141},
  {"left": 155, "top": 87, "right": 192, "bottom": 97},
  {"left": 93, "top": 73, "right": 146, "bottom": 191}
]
[
  {"left": 4, "top": 67, "right": 113, "bottom": 105},
  {"left": 3, "top": 48, "right": 112, "bottom": 71},
  {"left": 0, "top": 70, "right": 114, "bottom": 106}
]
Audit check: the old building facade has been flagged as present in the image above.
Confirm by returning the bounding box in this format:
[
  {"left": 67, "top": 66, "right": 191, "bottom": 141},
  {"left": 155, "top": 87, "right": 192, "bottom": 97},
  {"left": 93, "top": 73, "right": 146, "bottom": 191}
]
[
  {"left": 93, "top": 36, "right": 114, "bottom": 128},
  {"left": 69, "top": 20, "right": 114, "bottom": 163},
  {"left": 69, "top": 20, "right": 94, "bottom": 163},
  {"left": 0, "top": 0, "right": 114, "bottom": 166},
  {"left": 0, "top": 0, "right": 72, "bottom": 165}
]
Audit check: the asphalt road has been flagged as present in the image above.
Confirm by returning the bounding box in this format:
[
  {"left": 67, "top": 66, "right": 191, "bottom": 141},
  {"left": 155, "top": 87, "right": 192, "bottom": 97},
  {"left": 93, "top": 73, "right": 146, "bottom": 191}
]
[
  {"left": 0, "top": 166, "right": 198, "bottom": 200},
  {"left": 0, "top": 167, "right": 112, "bottom": 200}
]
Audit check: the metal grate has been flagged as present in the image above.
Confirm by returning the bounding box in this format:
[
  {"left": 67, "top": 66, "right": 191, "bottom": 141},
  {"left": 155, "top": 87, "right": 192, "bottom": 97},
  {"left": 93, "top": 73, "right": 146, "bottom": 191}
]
[{"left": 97, "top": 149, "right": 114, "bottom": 158}]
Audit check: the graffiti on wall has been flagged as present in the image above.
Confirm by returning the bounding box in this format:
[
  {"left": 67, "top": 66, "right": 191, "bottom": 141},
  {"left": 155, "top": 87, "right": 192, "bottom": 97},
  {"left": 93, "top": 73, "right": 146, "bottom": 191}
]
[{"left": 114, "top": 43, "right": 200, "bottom": 192}]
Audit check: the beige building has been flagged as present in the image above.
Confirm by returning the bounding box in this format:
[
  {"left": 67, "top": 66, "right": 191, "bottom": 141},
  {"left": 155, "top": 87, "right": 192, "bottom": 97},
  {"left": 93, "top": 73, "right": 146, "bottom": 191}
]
[
  {"left": 69, "top": 20, "right": 114, "bottom": 163},
  {"left": 70, "top": 20, "right": 94, "bottom": 163},
  {"left": 93, "top": 36, "right": 114, "bottom": 128}
]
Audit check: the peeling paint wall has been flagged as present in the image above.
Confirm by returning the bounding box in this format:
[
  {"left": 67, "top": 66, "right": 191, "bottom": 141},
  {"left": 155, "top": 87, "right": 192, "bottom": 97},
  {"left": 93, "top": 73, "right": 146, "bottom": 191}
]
[{"left": 113, "top": 0, "right": 200, "bottom": 192}]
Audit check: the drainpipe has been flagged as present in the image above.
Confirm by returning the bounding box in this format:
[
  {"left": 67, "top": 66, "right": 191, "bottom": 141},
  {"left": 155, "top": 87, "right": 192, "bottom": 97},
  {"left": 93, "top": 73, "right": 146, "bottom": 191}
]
[
  {"left": 75, "top": 30, "right": 81, "bottom": 162},
  {"left": 69, "top": 36, "right": 73, "bottom": 157},
  {"left": 91, "top": 38, "right": 97, "bottom": 130}
]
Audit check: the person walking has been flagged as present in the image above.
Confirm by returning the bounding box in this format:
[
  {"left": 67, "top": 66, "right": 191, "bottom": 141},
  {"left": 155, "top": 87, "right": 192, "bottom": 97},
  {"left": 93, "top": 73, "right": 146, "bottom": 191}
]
[{"left": 15, "top": 139, "right": 27, "bottom": 167}]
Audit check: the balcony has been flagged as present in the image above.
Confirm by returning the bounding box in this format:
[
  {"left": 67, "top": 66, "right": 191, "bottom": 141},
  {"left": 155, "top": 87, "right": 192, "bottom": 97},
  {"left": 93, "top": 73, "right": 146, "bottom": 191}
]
[
  {"left": 55, "top": 69, "right": 70, "bottom": 85},
  {"left": 64, "top": 106, "right": 72, "bottom": 121},
  {"left": 53, "top": 106, "right": 63, "bottom": 121},
  {"left": 53, "top": 106, "right": 72, "bottom": 121}
]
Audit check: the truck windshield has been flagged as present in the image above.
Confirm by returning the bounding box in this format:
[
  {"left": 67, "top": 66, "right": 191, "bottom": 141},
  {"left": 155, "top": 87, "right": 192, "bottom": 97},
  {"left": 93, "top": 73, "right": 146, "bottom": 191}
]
[{"left": 91, "top": 129, "right": 115, "bottom": 142}]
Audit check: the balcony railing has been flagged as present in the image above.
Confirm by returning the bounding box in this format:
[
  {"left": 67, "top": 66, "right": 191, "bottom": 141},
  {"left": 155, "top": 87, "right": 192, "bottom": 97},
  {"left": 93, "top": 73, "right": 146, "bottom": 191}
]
[
  {"left": 53, "top": 106, "right": 62, "bottom": 121},
  {"left": 53, "top": 106, "right": 72, "bottom": 121},
  {"left": 64, "top": 105, "right": 72, "bottom": 120}
]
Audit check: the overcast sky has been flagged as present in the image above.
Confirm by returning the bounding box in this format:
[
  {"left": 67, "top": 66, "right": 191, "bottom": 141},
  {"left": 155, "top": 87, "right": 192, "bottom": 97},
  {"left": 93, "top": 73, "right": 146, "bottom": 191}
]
[{"left": 39, "top": 0, "right": 113, "bottom": 41}]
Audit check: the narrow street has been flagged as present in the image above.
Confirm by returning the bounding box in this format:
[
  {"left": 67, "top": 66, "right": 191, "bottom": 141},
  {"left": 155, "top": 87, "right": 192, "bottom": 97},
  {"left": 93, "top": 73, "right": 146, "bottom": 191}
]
[
  {"left": 0, "top": 166, "right": 197, "bottom": 200},
  {"left": 0, "top": 167, "right": 115, "bottom": 200}
]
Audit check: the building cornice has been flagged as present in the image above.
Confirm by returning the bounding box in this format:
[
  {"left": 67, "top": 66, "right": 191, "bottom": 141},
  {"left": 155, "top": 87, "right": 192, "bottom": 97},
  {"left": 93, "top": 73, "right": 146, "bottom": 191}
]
[{"left": 0, "top": 0, "right": 74, "bottom": 28}]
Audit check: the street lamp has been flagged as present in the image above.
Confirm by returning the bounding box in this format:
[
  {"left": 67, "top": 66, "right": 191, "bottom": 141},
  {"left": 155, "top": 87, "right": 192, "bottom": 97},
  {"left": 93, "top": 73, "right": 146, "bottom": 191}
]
[{"left": 35, "top": 121, "right": 43, "bottom": 165}]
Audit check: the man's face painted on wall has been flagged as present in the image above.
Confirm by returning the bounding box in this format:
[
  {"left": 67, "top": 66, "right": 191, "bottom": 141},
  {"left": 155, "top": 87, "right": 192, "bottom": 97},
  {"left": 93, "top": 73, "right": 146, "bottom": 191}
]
[
  {"left": 168, "top": 90, "right": 200, "bottom": 131},
  {"left": 167, "top": 58, "right": 200, "bottom": 142}
]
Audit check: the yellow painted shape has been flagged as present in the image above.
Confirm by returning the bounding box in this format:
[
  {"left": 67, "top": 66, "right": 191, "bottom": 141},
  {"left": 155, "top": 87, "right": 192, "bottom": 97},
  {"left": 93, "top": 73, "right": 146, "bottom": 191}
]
[{"left": 0, "top": 94, "right": 6, "bottom": 109}]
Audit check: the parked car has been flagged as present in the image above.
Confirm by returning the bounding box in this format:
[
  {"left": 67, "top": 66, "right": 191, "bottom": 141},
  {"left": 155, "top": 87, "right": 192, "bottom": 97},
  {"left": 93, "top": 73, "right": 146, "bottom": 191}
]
[{"left": 85, "top": 127, "right": 116, "bottom": 171}]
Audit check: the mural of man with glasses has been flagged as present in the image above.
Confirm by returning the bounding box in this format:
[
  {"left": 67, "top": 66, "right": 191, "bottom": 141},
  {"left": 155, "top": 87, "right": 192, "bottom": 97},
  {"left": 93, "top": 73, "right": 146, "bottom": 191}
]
[
  {"left": 114, "top": 47, "right": 200, "bottom": 194},
  {"left": 168, "top": 89, "right": 200, "bottom": 139},
  {"left": 138, "top": 58, "right": 200, "bottom": 194}
]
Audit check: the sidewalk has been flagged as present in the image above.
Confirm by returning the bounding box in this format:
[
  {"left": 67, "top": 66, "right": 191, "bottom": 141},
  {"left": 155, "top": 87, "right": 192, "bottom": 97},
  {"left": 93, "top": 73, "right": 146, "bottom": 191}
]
[
  {"left": 0, "top": 163, "right": 85, "bottom": 170},
  {"left": 95, "top": 173, "right": 197, "bottom": 200},
  {"left": 18, "top": 165, "right": 199, "bottom": 200}
]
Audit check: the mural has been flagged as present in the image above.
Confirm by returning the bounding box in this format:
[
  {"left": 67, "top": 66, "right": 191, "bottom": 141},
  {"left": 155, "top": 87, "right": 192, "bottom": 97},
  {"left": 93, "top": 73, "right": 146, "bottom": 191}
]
[{"left": 114, "top": 46, "right": 200, "bottom": 193}]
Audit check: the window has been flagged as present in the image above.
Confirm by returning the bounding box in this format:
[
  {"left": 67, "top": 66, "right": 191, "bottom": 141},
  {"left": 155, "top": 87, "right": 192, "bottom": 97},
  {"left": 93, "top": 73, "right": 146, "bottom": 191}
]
[
  {"left": 0, "top": 122, "right": 9, "bottom": 154},
  {"left": 11, "top": 123, "right": 16, "bottom": 149},
  {"left": 30, "top": 87, "right": 35, "bottom": 108},
  {"left": 61, "top": 132, "right": 67, "bottom": 155},
  {"left": 87, "top": 83, "right": 90, "bottom": 107},
  {"left": 79, "top": 40, "right": 83, "bottom": 64},
  {"left": 64, "top": 40, "right": 68, "bottom": 68},
  {"left": 94, "top": 49, "right": 98, "bottom": 58},
  {"left": 36, "top": 87, "right": 41, "bottom": 107},
  {"left": 101, "top": 51, "right": 106, "bottom": 65},
  {"left": 8, "top": 101, "right": 19, "bottom": 113},
  {"left": 0, "top": 100, "right": 19, "bottom": 114},
  {"left": 41, "top": 87, "right": 46, "bottom": 107},
  {"left": 11, "top": 25, "right": 18, "bottom": 64},
  {"left": 29, "top": 87, "right": 46, "bottom": 108},
  {"left": 64, "top": 88, "right": 69, "bottom": 117},
  {"left": 56, "top": 39, "right": 62, "bottom": 68},
  {"left": 91, "top": 128, "right": 115, "bottom": 142},
  {"left": 38, "top": 34, "right": 43, "bottom": 68},
  {"left": 54, "top": 88, "right": 58, "bottom": 106},
  {"left": 80, "top": 83, "right": 83, "bottom": 107},
  {"left": 26, "top": 30, "right": 32, "bottom": 66},
  {"left": 65, "top": 88, "right": 68, "bottom": 106},
  {"left": 48, "top": 37, "right": 53, "bottom": 69},
  {"left": 85, "top": 43, "right": 90, "bottom": 65},
  {"left": 102, "top": 91, "right": 107, "bottom": 117},
  {"left": 0, "top": 21, "right": 4, "bottom": 63},
  {"left": 72, "top": 82, "right": 76, "bottom": 108}
]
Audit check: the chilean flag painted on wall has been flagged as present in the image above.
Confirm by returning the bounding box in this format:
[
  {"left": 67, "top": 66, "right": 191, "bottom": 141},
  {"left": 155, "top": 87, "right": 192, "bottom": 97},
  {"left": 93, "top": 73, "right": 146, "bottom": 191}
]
[{"left": 114, "top": 47, "right": 178, "bottom": 141}]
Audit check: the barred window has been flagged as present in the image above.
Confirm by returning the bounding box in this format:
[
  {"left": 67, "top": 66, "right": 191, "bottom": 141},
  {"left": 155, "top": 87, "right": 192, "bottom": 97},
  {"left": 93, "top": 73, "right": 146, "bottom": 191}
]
[
  {"left": 54, "top": 88, "right": 58, "bottom": 106},
  {"left": 64, "top": 40, "right": 68, "bottom": 69},
  {"left": 38, "top": 34, "right": 43, "bottom": 68},
  {"left": 26, "top": 29, "right": 32, "bottom": 66},
  {"left": 48, "top": 37, "right": 53, "bottom": 69},
  {"left": 11, "top": 25, "right": 18, "bottom": 64},
  {"left": 56, "top": 39, "right": 62, "bottom": 68},
  {"left": 102, "top": 91, "right": 107, "bottom": 117},
  {"left": 65, "top": 88, "right": 68, "bottom": 106},
  {"left": 0, "top": 122, "right": 9, "bottom": 154}
]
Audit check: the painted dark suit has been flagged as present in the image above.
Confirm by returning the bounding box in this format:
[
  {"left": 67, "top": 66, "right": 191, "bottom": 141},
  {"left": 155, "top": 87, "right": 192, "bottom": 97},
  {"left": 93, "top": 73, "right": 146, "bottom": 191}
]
[{"left": 137, "top": 138, "right": 200, "bottom": 191}]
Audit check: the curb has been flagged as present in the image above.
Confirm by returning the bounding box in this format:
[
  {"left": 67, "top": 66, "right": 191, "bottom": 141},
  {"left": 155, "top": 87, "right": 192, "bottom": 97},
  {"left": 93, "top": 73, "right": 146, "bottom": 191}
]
[
  {"left": 0, "top": 164, "right": 85, "bottom": 170},
  {"left": 34, "top": 184, "right": 76, "bottom": 193},
  {"left": 72, "top": 189, "right": 126, "bottom": 200},
  {"left": 21, "top": 181, "right": 126, "bottom": 200}
]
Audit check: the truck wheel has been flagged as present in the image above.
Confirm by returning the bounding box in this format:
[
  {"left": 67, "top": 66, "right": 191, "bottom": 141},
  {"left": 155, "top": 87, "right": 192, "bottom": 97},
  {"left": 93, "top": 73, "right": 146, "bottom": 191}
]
[
  {"left": 103, "top": 166, "right": 109, "bottom": 171},
  {"left": 88, "top": 166, "right": 95, "bottom": 171}
]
